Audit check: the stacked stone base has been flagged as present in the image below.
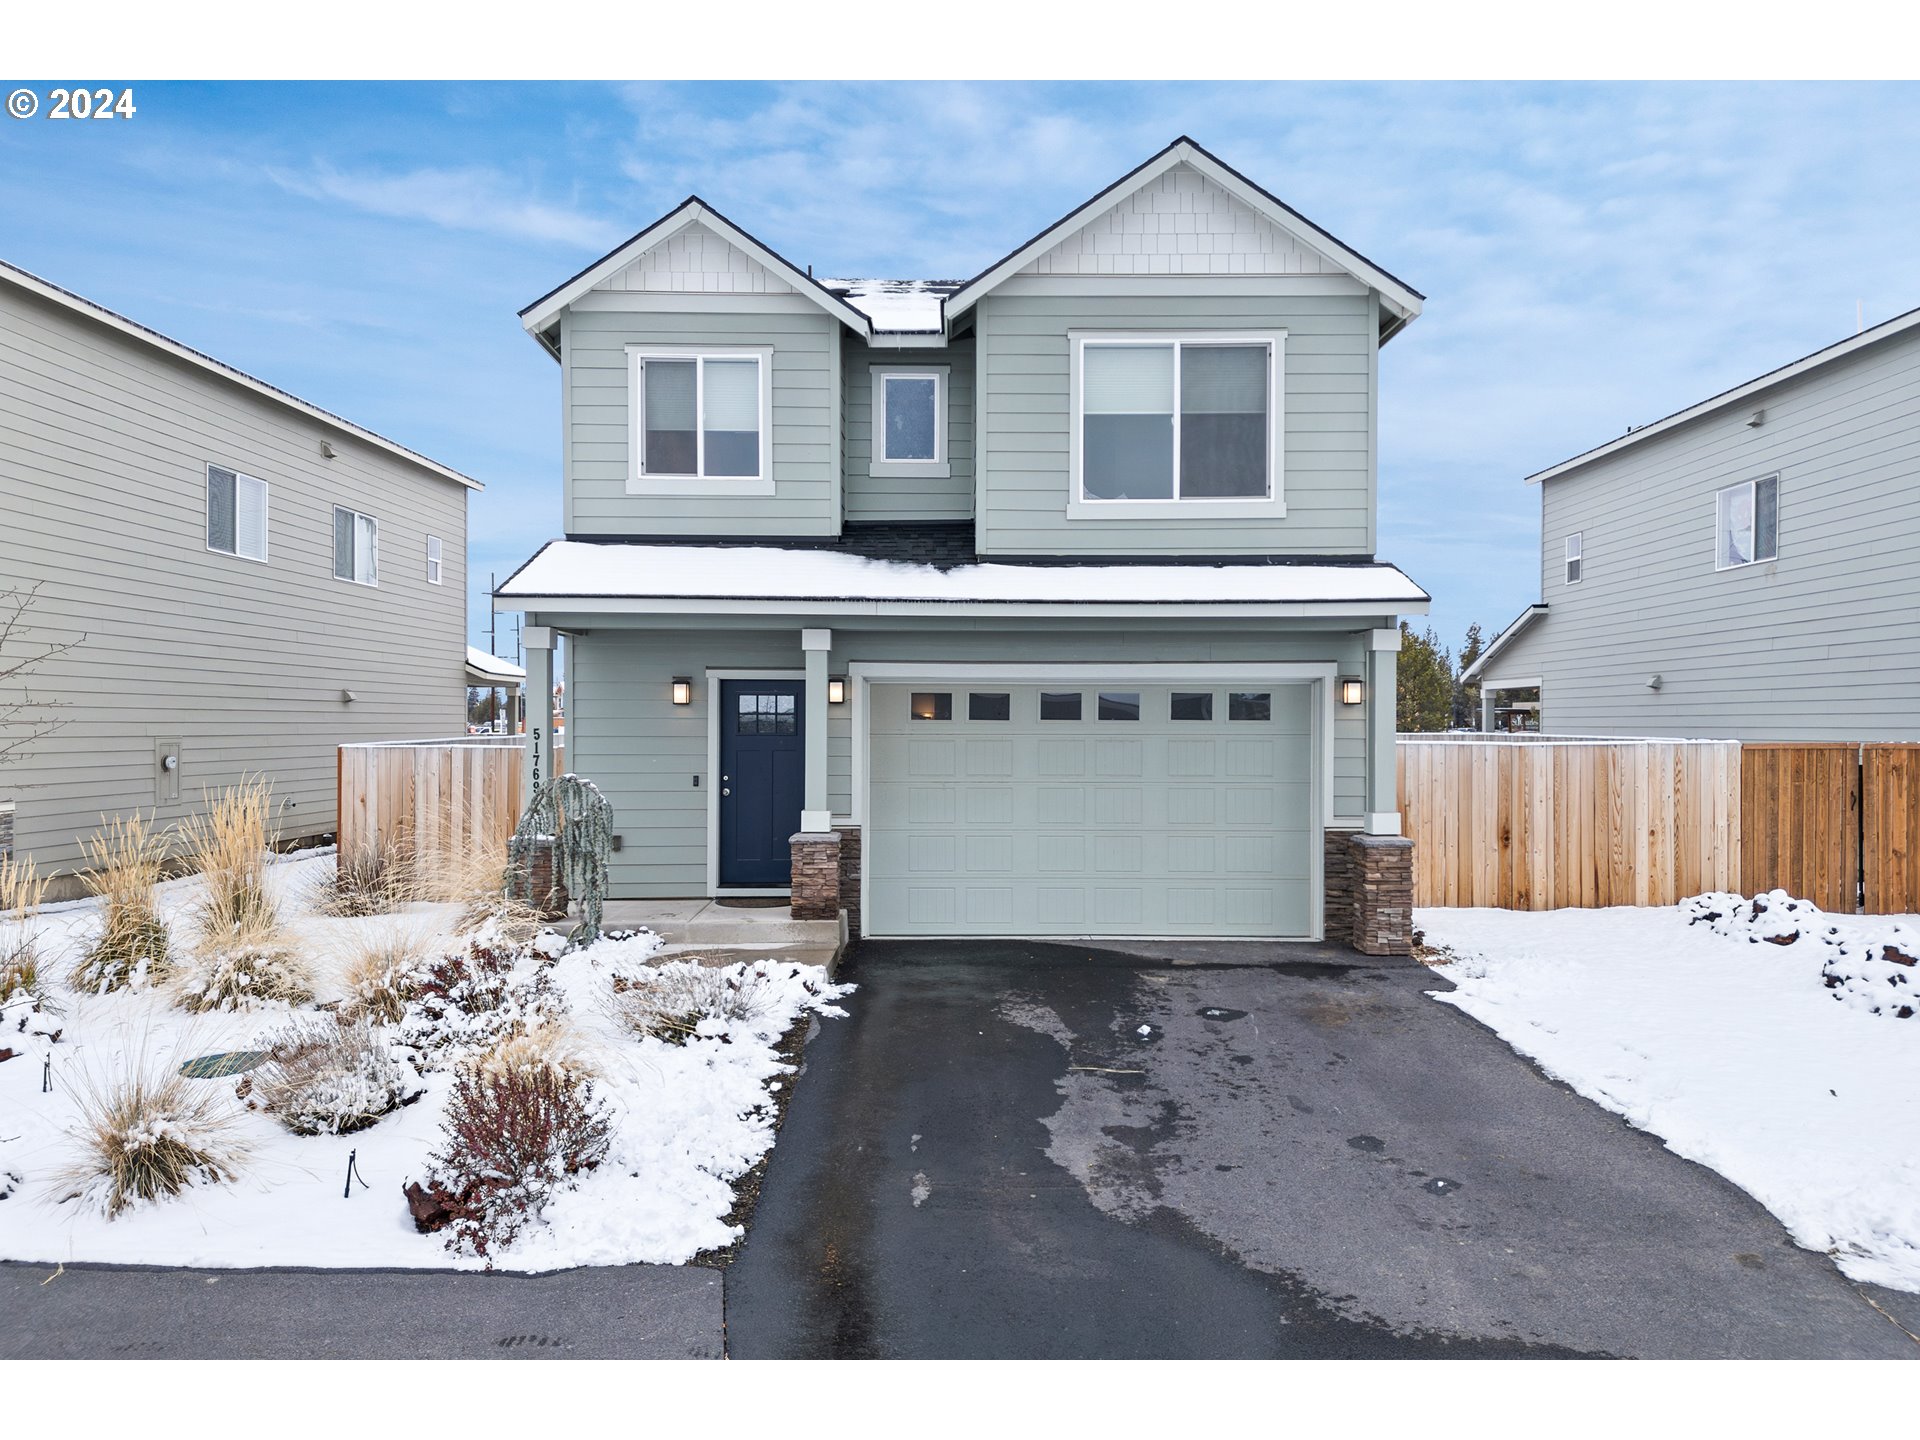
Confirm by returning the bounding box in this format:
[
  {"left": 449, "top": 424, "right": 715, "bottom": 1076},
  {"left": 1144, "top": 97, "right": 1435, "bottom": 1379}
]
[
  {"left": 836, "top": 824, "right": 863, "bottom": 939},
  {"left": 1342, "top": 831, "right": 1415, "bottom": 956},
  {"left": 788, "top": 830, "right": 843, "bottom": 921}
]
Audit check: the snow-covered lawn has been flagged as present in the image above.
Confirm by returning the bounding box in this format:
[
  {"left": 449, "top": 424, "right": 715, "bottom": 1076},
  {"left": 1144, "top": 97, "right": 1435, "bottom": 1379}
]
[
  {"left": 0, "top": 851, "right": 848, "bottom": 1271},
  {"left": 1420, "top": 901, "right": 1920, "bottom": 1292}
]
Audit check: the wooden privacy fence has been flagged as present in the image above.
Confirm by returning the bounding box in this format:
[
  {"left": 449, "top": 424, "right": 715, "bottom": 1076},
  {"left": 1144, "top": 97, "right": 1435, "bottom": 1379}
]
[
  {"left": 1742, "top": 742, "right": 1920, "bottom": 913},
  {"left": 1398, "top": 736, "right": 1742, "bottom": 909},
  {"left": 337, "top": 737, "right": 530, "bottom": 862}
]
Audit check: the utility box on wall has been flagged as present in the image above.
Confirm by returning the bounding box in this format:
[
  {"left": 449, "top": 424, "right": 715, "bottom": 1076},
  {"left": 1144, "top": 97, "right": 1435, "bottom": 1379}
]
[{"left": 154, "top": 739, "right": 182, "bottom": 806}]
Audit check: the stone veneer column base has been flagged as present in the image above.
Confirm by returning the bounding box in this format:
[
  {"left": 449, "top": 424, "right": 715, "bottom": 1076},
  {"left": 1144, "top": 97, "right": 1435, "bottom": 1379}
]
[
  {"left": 836, "top": 825, "right": 863, "bottom": 940},
  {"left": 1323, "top": 829, "right": 1356, "bottom": 944},
  {"left": 789, "top": 831, "right": 843, "bottom": 921},
  {"left": 1348, "top": 832, "right": 1415, "bottom": 956}
]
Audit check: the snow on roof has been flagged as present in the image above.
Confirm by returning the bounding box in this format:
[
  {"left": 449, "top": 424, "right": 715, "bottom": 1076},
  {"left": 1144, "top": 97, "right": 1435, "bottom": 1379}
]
[
  {"left": 820, "top": 279, "right": 957, "bottom": 334},
  {"left": 498, "top": 541, "right": 1428, "bottom": 608},
  {"left": 465, "top": 646, "right": 526, "bottom": 682}
]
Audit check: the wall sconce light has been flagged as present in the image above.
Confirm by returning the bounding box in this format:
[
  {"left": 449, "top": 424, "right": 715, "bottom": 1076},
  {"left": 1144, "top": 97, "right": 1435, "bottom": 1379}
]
[
  {"left": 828, "top": 677, "right": 847, "bottom": 705},
  {"left": 671, "top": 677, "right": 693, "bottom": 706},
  {"left": 1339, "top": 677, "right": 1364, "bottom": 705}
]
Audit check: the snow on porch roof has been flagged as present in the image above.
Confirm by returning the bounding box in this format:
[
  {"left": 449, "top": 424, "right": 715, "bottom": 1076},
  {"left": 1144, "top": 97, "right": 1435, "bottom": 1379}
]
[
  {"left": 465, "top": 646, "right": 526, "bottom": 685},
  {"left": 818, "top": 279, "right": 958, "bottom": 335},
  {"left": 496, "top": 541, "right": 1429, "bottom": 610}
]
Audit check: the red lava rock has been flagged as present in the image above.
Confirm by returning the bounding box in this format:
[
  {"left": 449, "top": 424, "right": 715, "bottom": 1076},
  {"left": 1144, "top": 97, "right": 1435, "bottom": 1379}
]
[
  {"left": 1763, "top": 932, "right": 1799, "bottom": 946},
  {"left": 403, "top": 1179, "right": 462, "bottom": 1233},
  {"left": 1883, "top": 946, "right": 1918, "bottom": 968},
  {"left": 0, "top": 1048, "right": 15, "bottom": 1063}
]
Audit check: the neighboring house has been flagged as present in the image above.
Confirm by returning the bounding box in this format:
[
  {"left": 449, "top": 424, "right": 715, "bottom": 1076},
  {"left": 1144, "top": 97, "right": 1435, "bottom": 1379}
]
[
  {"left": 0, "top": 259, "right": 478, "bottom": 896},
  {"left": 496, "top": 138, "right": 1429, "bottom": 949},
  {"left": 1466, "top": 306, "right": 1920, "bottom": 741}
]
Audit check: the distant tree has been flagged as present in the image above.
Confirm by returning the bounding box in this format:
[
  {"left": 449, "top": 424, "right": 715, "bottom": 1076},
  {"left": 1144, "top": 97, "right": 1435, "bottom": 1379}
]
[
  {"left": 1453, "top": 621, "right": 1486, "bottom": 729},
  {"left": 1396, "top": 622, "right": 1455, "bottom": 733},
  {"left": 0, "top": 585, "right": 81, "bottom": 770}
]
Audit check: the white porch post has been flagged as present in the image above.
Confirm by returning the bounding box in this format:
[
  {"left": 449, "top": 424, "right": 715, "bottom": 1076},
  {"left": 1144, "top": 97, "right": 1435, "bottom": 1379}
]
[
  {"left": 1480, "top": 687, "right": 1497, "bottom": 733},
  {"left": 522, "top": 625, "right": 554, "bottom": 801},
  {"left": 800, "top": 627, "right": 832, "bottom": 833},
  {"left": 1365, "top": 626, "right": 1401, "bottom": 836}
]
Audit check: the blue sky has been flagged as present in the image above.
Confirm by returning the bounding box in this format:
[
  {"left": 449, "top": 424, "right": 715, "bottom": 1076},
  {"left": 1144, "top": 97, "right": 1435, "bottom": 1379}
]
[{"left": 6, "top": 80, "right": 1920, "bottom": 659}]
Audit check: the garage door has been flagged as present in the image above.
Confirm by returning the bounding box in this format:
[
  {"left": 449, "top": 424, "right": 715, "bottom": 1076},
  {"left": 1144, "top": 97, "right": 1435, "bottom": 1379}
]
[{"left": 865, "top": 682, "right": 1317, "bottom": 938}]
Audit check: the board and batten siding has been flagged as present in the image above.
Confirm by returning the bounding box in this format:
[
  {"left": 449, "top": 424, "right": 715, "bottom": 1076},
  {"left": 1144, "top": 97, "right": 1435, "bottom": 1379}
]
[
  {"left": 556, "top": 620, "right": 1371, "bottom": 898},
  {"left": 561, "top": 305, "right": 840, "bottom": 538},
  {"left": 973, "top": 290, "right": 1377, "bottom": 557},
  {"left": 0, "top": 280, "right": 469, "bottom": 882},
  {"left": 1489, "top": 325, "right": 1920, "bottom": 740},
  {"left": 842, "top": 335, "right": 975, "bottom": 522}
]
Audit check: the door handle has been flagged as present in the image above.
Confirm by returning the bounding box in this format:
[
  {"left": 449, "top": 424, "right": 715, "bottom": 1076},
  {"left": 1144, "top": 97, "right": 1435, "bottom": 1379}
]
[{"left": 722, "top": 787, "right": 731, "bottom": 796}]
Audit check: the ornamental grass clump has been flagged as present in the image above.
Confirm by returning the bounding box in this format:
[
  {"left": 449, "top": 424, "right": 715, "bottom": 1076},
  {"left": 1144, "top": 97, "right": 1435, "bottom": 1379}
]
[
  {"left": 182, "top": 777, "right": 281, "bottom": 950},
  {"left": 336, "top": 926, "right": 430, "bottom": 1026},
  {"left": 63, "top": 1049, "right": 246, "bottom": 1217},
  {"left": 176, "top": 912, "right": 314, "bottom": 1013},
  {"left": 1, "top": 853, "right": 55, "bottom": 1015},
  {"left": 608, "top": 960, "right": 774, "bottom": 1044},
  {"left": 247, "top": 1015, "right": 425, "bottom": 1136},
  {"left": 71, "top": 813, "right": 172, "bottom": 993},
  {"left": 314, "top": 838, "right": 420, "bottom": 918}
]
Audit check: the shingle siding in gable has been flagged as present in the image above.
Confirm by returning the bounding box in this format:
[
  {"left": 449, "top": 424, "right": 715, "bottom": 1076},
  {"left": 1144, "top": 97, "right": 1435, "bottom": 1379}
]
[{"left": 1492, "top": 326, "right": 1920, "bottom": 740}]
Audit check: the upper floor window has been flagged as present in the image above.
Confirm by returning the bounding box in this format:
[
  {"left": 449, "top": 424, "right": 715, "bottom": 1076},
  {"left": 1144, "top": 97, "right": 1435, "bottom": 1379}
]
[
  {"left": 628, "top": 347, "right": 772, "bottom": 495},
  {"left": 333, "top": 506, "right": 379, "bottom": 586},
  {"left": 1072, "top": 334, "right": 1283, "bottom": 510},
  {"left": 426, "top": 535, "right": 444, "bottom": 585},
  {"left": 870, "top": 366, "right": 949, "bottom": 478},
  {"left": 206, "top": 464, "right": 268, "bottom": 562},
  {"left": 1716, "top": 476, "right": 1779, "bottom": 570},
  {"left": 1564, "top": 532, "right": 1582, "bottom": 584}
]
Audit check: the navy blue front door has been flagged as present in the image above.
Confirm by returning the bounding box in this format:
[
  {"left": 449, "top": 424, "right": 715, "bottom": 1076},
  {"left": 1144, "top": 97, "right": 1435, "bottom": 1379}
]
[{"left": 719, "top": 679, "right": 805, "bottom": 887}]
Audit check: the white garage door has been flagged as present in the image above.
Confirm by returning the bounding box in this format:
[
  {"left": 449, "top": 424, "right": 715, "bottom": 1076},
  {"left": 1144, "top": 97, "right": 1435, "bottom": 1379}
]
[{"left": 865, "top": 681, "right": 1317, "bottom": 938}]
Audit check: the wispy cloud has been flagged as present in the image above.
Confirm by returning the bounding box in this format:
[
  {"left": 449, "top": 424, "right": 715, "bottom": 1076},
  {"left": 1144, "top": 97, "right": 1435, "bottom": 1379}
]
[{"left": 267, "top": 161, "right": 619, "bottom": 250}]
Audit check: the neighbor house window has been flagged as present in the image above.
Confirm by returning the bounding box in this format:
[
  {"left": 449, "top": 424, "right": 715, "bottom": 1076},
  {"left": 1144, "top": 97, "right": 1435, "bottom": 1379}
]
[
  {"left": 206, "top": 465, "right": 268, "bottom": 562},
  {"left": 631, "top": 349, "right": 770, "bottom": 485},
  {"left": 871, "top": 367, "right": 948, "bottom": 475},
  {"left": 332, "top": 506, "right": 379, "bottom": 585},
  {"left": 1075, "top": 335, "right": 1280, "bottom": 504},
  {"left": 426, "top": 535, "right": 444, "bottom": 585},
  {"left": 1717, "top": 477, "right": 1779, "bottom": 569},
  {"left": 1564, "top": 532, "right": 1582, "bottom": 584}
]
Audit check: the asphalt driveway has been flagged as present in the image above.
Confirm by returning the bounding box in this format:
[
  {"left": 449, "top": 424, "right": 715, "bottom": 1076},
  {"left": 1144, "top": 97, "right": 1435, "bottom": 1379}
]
[{"left": 725, "top": 939, "right": 1920, "bottom": 1359}]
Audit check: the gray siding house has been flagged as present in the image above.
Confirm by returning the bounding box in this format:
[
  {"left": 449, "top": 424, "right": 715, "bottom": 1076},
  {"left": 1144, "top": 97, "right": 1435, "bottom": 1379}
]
[
  {"left": 0, "top": 260, "right": 478, "bottom": 894},
  {"left": 497, "top": 139, "right": 1429, "bottom": 948},
  {"left": 1467, "top": 307, "right": 1920, "bottom": 740}
]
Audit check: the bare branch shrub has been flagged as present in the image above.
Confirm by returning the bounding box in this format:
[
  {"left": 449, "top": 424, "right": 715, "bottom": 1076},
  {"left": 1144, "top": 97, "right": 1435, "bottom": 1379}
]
[
  {"left": 608, "top": 961, "right": 774, "bottom": 1044},
  {"left": 0, "top": 583, "right": 83, "bottom": 772},
  {"left": 248, "top": 1015, "right": 425, "bottom": 1135}
]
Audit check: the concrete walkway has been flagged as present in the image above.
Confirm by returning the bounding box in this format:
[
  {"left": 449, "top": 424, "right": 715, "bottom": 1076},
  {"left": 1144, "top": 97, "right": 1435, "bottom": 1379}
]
[{"left": 599, "top": 897, "right": 841, "bottom": 968}]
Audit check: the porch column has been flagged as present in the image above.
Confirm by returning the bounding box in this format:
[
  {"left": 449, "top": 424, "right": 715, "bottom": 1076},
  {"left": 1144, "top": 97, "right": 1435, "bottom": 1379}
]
[
  {"left": 522, "top": 625, "right": 554, "bottom": 801},
  {"left": 1481, "top": 687, "right": 1496, "bottom": 733},
  {"left": 800, "top": 627, "right": 832, "bottom": 833},
  {"left": 1365, "top": 626, "right": 1401, "bottom": 836}
]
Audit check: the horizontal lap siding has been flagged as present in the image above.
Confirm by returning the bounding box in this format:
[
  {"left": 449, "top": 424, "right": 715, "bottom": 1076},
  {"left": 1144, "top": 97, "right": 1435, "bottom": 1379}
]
[
  {"left": 563, "top": 308, "right": 838, "bottom": 536},
  {"left": 0, "top": 284, "right": 469, "bottom": 878},
  {"left": 1502, "top": 329, "right": 1920, "bottom": 739},
  {"left": 843, "top": 336, "right": 975, "bottom": 521},
  {"left": 976, "top": 293, "right": 1374, "bottom": 556}
]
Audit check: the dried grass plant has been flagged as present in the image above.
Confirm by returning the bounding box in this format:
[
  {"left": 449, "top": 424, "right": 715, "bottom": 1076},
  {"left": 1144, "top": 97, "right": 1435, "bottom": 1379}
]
[
  {"left": 336, "top": 924, "right": 431, "bottom": 1025},
  {"left": 62, "top": 1042, "right": 246, "bottom": 1216},
  {"left": 181, "top": 777, "right": 281, "bottom": 950},
  {"left": 174, "top": 909, "right": 315, "bottom": 1013},
  {"left": 608, "top": 962, "right": 774, "bottom": 1044},
  {"left": 314, "top": 838, "right": 421, "bottom": 918},
  {"left": 71, "top": 812, "right": 172, "bottom": 993},
  {"left": 0, "top": 853, "right": 53, "bottom": 1011}
]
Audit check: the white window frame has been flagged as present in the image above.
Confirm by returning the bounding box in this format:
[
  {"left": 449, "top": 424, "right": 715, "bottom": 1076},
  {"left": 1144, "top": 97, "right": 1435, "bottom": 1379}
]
[
  {"left": 332, "top": 505, "right": 380, "bottom": 587},
  {"left": 426, "top": 534, "right": 444, "bottom": 585},
  {"left": 869, "top": 364, "right": 950, "bottom": 478},
  {"left": 1564, "top": 532, "right": 1582, "bottom": 585},
  {"left": 627, "top": 345, "right": 775, "bottom": 497},
  {"left": 205, "top": 463, "right": 270, "bottom": 564},
  {"left": 1715, "top": 475, "right": 1779, "bottom": 571},
  {"left": 1068, "top": 330, "right": 1286, "bottom": 520}
]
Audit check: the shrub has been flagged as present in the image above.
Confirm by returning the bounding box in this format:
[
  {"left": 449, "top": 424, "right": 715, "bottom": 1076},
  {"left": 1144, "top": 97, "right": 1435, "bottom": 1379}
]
[
  {"left": 313, "top": 838, "right": 419, "bottom": 918},
  {"left": 397, "top": 936, "right": 558, "bottom": 1063},
  {"left": 71, "top": 813, "right": 172, "bottom": 993},
  {"left": 181, "top": 778, "right": 281, "bottom": 952},
  {"left": 420, "top": 1033, "right": 612, "bottom": 1258},
  {"left": 336, "top": 926, "right": 430, "bottom": 1026},
  {"left": 62, "top": 1052, "right": 246, "bottom": 1217},
  {"left": 608, "top": 961, "right": 774, "bottom": 1044},
  {"left": 248, "top": 1015, "right": 425, "bottom": 1135},
  {"left": 175, "top": 917, "right": 315, "bottom": 1013}
]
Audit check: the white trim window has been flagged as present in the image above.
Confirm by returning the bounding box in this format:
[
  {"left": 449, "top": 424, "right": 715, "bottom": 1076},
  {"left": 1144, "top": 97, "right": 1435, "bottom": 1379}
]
[
  {"left": 1564, "top": 532, "right": 1582, "bottom": 584},
  {"left": 870, "top": 365, "right": 949, "bottom": 478},
  {"left": 1716, "top": 475, "right": 1779, "bottom": 570},
  {"left": 627, "top": 346, "right": 774, "bottom": 496},
  {"left": 206, "top": 464, "right": 268, "bottom": 562},
  {"left": 333, "top": 505, "right": 379, "bottom": 586},
  {"left": 1070, "top": 331, "right": 1285, "bottom": 517},
  {"left": 426, "top": 534, "right": 444, "bottom": 585}
]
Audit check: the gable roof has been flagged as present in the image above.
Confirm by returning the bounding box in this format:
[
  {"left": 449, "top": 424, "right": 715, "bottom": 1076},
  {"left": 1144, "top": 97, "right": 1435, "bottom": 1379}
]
[
  {"left": 1459, "top": 603, "right": 1548, "bottom": 684},
  {"left": 1528, "top": 301, "right": 1920, "bottom": 485},
  {"left": 0, "top": 258, "right": 481, "bottom": 490},
  {"left": 941, "top": 137, "right": 1426, "bottom": 339},
  {"left": 518, "top": 197, "right": 873, "bottom": 353}
]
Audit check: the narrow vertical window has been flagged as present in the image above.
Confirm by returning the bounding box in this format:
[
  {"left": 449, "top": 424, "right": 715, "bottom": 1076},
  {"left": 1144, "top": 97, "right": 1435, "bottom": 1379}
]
[
  {"left": 1564, "top": 532, "right": 1582, "bottom": 584},
  {"left": 1082, "top": 343, "right": 1174, "bottom": 499},
  {"left": 207, "top": 465, "right": 268, "bottom": 561},
  {"left": 426, "top": 535, "right": 444, "bottom": 585}
]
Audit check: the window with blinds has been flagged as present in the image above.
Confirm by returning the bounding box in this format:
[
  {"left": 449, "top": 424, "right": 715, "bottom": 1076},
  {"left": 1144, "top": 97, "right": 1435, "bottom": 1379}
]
[
  {"left": 1078, "top": 337, "right": 1274, "bottom": 502},
  {"left": 206, "top": 464, "right": 268, "bottom": 561},
  {"left": 638, "top": 353, "right": 765, "bottom": 480}
]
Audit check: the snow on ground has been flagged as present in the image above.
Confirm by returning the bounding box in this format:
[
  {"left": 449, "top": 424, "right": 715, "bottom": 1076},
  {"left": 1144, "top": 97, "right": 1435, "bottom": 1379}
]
[
  {"left": 0, "top": 851, "right": 849, "bottom": 1271},
  {"left": 1420, "top": 902, "right": 1920, "bottom": 1291}
]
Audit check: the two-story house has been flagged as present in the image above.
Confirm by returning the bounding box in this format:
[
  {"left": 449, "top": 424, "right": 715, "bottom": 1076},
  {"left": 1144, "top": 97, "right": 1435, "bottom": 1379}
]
[
  {"left": 1465, "top": 305, "right": 1920, "bottom": 740},
  {"left": 496, "top": 138, "right": 1428, "bottom": 952},
  {"left": 0, "top": 259, "right": 478, "bottom": 896}
]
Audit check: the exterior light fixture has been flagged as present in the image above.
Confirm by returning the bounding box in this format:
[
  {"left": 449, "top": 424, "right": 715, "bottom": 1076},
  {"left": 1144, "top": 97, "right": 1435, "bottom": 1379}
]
[
  {"left": 828, "top": 677, "right": 847, "bottom": 705},
  {"left": 671, "top": 677, "right": 693, "bottom": 706},
  {"left": 1339, "top": 677, "right": 1364, "bottom": 706}
]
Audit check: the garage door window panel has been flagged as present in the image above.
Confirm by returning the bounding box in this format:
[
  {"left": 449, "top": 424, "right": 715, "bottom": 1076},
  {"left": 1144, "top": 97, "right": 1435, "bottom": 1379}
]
[
  {"left": 1229, "top": 692, "right": 1272, "bottom": 722},
  {"left": 968, "top": 692, "right": 1011, "bottom": 721},
  {"left": 1171, "top": 691, "right": 1214, "bottom": 721},
  {"left": 1040, "top": 692, "right": 1083, "bottom": 721},
  {"left": 1098, "top": 692, "right": 1141, "bottom": 721}
]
